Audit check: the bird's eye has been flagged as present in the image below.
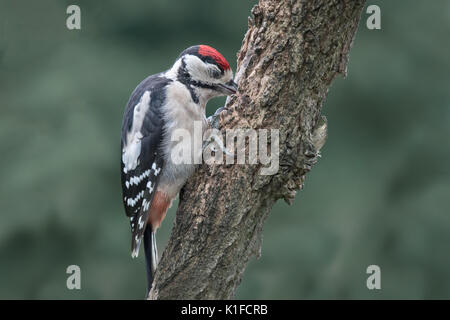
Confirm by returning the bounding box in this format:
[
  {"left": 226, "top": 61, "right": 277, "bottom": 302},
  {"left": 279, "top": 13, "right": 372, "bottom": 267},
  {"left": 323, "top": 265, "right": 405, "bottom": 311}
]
[{"left": 208, "top": 67, "right": 222, "bottom": 79}]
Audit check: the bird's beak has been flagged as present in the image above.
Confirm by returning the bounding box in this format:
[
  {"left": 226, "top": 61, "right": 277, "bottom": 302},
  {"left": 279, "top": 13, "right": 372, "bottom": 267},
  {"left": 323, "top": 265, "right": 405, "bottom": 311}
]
[{"left": 218, "top": 80, "right": 238, "bottom": 95}]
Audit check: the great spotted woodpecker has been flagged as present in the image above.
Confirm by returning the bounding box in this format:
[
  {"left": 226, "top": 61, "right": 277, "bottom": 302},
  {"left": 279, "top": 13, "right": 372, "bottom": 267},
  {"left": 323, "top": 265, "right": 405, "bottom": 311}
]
[{"left": 120, "top": 45, "right": 237, "bottom": 296}]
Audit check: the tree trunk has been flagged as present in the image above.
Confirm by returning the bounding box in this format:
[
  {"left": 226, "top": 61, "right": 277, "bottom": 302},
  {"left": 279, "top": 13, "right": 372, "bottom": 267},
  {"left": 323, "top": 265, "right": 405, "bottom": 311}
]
[{"left": 149, "top": 0, "right": 366, "bottom": 299}]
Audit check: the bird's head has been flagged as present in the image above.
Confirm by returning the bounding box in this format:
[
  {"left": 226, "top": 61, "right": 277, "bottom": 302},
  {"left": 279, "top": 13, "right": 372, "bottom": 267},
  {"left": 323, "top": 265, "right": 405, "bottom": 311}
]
[{"left": 168, "top": 45, "right": 238, "bottom": 103}]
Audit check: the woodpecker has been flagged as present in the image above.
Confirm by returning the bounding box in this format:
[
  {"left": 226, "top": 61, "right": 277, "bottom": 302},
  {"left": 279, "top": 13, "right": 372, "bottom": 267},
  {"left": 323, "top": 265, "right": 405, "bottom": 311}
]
[{"left": 120, "top": 45, "right": 237, "bottom": 296}]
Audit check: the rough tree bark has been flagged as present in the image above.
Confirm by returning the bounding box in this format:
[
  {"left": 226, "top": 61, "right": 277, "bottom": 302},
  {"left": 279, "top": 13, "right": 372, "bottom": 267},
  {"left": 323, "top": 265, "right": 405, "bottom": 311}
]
[{"left": 149, "top": 0, "right": 366, "bottom": 299}]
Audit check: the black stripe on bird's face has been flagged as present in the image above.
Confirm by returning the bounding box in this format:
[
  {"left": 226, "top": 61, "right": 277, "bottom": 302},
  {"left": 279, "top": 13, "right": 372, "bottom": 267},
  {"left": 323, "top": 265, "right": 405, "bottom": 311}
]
[{"left": 176, "top": 58, "right": 199, "bottom": 103}]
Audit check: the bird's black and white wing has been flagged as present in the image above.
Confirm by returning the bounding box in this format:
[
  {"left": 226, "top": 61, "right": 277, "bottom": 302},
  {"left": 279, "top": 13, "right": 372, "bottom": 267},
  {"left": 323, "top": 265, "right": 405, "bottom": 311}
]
[{"left": 121, "top": 75, "right": 170, "bottom": 258}]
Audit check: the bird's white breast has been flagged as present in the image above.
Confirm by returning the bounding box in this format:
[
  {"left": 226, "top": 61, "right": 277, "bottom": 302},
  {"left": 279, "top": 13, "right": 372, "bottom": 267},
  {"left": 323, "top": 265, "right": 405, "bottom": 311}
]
[{"left": 158, "top": 80, "right": 206, "bottom": 198}]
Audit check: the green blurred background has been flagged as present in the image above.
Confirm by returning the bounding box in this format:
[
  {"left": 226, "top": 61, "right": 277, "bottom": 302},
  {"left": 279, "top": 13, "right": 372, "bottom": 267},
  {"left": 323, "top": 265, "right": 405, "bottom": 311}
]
[{"left": 0, "top": 0, "right": 449, "bottom": 299}]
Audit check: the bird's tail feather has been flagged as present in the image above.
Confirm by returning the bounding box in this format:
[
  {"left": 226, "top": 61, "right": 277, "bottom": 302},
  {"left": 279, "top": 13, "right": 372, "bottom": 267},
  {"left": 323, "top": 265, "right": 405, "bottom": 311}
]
[
  {"left": 144, "top": 225, "right": 158, "bottom": 297},
  {"left": 131, "top": 236, "right": 141, "bottom": 259}
]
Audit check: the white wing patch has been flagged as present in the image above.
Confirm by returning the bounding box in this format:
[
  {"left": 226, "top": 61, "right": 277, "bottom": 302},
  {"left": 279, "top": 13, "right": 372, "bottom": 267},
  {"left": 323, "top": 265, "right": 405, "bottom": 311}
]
[
  {"left": 126, "top": 169, "right": 151, "bottom": 189},
  {"left": 142, "top": 199, "right": 150, "bottom": 211},
  {"left": 126, "top": 190, "right": 145, "bottom": 207},
  {"left": 152, "top": 162, "right": 161, "bottom": 176},
  {"left": 146, "top": 181, "right": 154, "bottom": 193},
  {"left": 122, "top": 91, "right": 151, "bottom": 173},
  {"left": 138, "top": 216, "right": 145, "bottom": 230}
]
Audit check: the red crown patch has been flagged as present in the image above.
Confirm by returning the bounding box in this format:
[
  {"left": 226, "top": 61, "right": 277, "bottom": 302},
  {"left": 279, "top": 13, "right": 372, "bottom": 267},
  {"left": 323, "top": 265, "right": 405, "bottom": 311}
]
[{"left": 198, "top": 45, "right": 230, "bottom": 71}]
